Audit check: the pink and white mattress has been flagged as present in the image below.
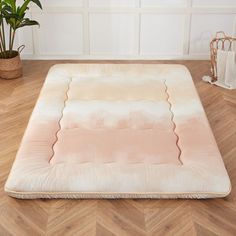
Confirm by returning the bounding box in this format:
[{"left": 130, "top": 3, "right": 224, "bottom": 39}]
[{"left": 5, "top": 64, "right": 231, "bottom": 199}]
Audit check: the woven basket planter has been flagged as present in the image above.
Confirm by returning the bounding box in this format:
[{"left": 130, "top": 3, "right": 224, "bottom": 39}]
[{"left": 0, "top": 51, "right": 23, "bottom": 80}]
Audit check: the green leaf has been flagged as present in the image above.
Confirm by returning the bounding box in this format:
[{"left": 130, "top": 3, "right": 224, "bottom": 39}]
[
  {"left": 17, "top": 19, "right": 39, "bottom": 29},
  {"left": 18, "top": 0, "right": 30, "bottom": 17},
  {"left": 19, "top": 0, "right": 42, "bottom": 17},
  {"left": 2, "top": 5, "right": 12, "bottom": 13},
  {"left": 3, "top": 0, "right": 16, "bottom": 13},
  {"left": 31, "top": 0, "right": 42, "bottom": 9}
]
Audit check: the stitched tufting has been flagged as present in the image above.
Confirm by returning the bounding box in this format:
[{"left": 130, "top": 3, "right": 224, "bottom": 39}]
[
  {"left": 49, "top": 77, "right": 73, "bottom": 164},
  {"left": 163, "top": 79, "right": 183, "bottom": 165}
]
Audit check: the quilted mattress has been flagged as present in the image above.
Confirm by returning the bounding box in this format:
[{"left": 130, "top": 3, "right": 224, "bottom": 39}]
[{"left": 5, "top": 64, "right": 231, "bottom": 199}]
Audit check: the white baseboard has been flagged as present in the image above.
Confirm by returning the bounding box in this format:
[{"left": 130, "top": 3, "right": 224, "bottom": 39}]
[{"left": 21, "top": 54, "right": 210, "bottom": 60}]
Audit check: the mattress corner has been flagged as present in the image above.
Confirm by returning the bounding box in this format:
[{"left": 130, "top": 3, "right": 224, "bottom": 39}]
[
  {"left": 211, "top": 174, "right": 232, "bottom": 198},
  {"left": 175, "top": 64, "right": 191, "bottom": 73},
  {"left": 4, "top": 173, "right": 22, "bottom": 198},
  {"left": 48, "top": 64, "right": 65, "bottom": 73},
  {"left": 4, "top": 184, "right": 13, "bottom": 197},
  {"left": 48, "top": 63, "right": 75, "bottom": 74},
  {"left": 221, "top": 181, "right": 232, "bottom": 198}
]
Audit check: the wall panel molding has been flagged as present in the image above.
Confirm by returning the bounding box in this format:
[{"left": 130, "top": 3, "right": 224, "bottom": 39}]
[{"left": 17, "top": 0, "right": 236, "bottom": 60}]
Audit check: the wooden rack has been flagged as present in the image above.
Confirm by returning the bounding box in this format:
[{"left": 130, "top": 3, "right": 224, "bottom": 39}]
[{"left": 210, "top": 31, "right": 236, "bottom": 81}]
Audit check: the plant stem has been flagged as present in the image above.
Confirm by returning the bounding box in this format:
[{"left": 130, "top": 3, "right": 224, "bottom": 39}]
[
  {"left": 10, "top": 30, "right": 16, "bottom": 53},
  {"left": 8, "top": 29, "right": 16, "bottom": 58},
  {"left": 0, "top": 19, "right": 6, "bottom": 58},
  {"left": 0, "top": 27, "right": 3, "bottom": 54},
  {"left": 9, "top": 27, "right": 12, "bottom": 57},
  {"left": 0, "top": 39, "right": 3, "bottom": 57},
  {"left": 1, "top": 19, "right": 6, "bottom": 51},
  {"left": 0, "top": 32, "right": 6, "bottom": 58}
]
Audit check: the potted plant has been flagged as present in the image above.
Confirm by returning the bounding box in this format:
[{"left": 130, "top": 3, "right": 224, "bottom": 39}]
[{"left": 0, "top": 0, "right": 42, "bottom": 79}]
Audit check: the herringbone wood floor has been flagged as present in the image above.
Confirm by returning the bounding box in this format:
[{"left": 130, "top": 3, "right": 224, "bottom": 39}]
[{"left": 0, "top": 60, "right": 236, "bottom": 236}]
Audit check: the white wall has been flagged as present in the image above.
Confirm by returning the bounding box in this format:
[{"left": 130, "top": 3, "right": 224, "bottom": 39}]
[{"left": 16, "top": 0, "right": 236, "bottom": 60}]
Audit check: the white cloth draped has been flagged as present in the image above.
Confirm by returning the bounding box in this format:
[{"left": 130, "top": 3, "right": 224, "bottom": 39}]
[{"left": 203, "top": 49, "right": 236, "bottom": 89}]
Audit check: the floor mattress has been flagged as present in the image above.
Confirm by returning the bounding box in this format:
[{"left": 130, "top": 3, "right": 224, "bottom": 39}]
[{"left": 5, "top": 64, "right": 231, "bottom": 199}]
